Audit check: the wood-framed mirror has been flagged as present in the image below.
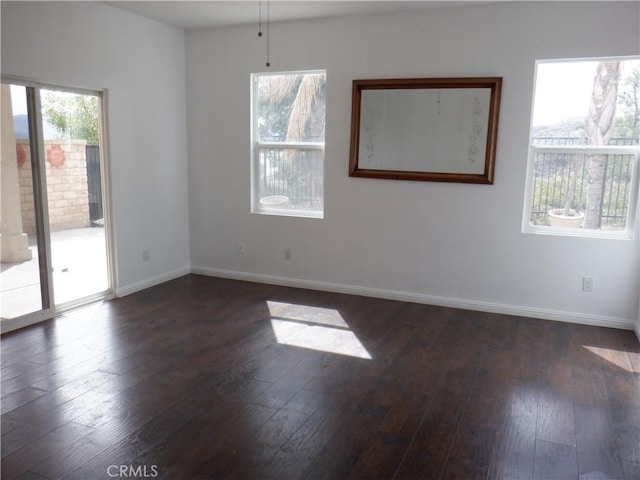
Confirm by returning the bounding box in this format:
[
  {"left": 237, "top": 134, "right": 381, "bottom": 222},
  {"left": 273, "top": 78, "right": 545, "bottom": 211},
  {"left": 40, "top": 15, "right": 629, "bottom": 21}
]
[{"left": 349, "top": 77, "right": 502, "bottom": 184}]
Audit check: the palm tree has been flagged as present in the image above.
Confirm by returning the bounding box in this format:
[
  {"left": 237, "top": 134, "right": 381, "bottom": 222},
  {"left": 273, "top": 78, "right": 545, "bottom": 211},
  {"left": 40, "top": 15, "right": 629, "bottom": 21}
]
[{"left": 261, "top": 73, "right": 325, "bottom": 142}]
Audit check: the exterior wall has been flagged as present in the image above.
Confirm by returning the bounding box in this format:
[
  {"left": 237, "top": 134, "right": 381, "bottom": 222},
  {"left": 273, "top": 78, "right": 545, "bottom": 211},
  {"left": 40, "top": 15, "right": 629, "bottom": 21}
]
[{"left": 17, "top": 139, "right": 90, "bottom": 234}]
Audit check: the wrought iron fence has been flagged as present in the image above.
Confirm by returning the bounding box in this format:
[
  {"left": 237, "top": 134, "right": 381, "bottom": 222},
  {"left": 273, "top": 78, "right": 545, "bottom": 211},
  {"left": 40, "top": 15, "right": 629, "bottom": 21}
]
[
  {"left": 257, "top": 147, "right": 323, "bottom": 212},
  {"left": 532, "top": 137, "right": 639, "bottom": 146},
  {"left": 529, "top": 142, "right": 638, "bottom": 230}
]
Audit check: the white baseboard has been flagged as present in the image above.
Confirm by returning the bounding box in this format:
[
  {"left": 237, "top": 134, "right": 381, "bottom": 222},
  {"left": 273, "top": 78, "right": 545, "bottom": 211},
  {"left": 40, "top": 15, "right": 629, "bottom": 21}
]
[
  {"left": 191, "top": 266, "right": 635, "bottom": 331},
  {"left": 115, "top": 266, "right": 191, "bottom": 297}
]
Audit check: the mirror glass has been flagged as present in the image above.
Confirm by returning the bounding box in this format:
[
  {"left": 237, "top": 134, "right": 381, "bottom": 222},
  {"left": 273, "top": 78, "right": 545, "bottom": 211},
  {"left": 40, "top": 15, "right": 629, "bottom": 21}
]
[{"left": 349, "top": 78, "right": 502, "bottom": 183}]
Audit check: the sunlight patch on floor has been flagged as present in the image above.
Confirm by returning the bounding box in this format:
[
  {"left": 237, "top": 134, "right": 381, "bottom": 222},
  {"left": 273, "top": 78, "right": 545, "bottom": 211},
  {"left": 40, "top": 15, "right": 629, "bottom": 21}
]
[
  {"left": 267, "top": 301, "right": 349, "bottom": 328},
  {"left": 267, "top": 301, "right": 372, "bottom": 360},
  {"left": 583, "top": 345, "right": 638, "bottom": 373}
]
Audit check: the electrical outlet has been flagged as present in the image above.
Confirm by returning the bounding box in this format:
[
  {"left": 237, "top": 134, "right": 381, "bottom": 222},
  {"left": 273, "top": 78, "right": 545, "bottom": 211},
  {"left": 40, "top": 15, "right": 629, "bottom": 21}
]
[
  {"left": 284, "top": 248, "right": 292, "bottom": 261},
  {"left": 582, "top": 276, "right": 594, "bottom": 292},
  {"left": 142, "top": 248, "right": 150, "bottom": 262},
  {"left": 236, "top": 242, "right": 246, "bottom": 254}
]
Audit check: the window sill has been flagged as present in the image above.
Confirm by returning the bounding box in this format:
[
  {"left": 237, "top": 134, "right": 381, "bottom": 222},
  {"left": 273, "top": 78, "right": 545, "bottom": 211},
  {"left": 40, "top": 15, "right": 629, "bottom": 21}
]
[
  {"left": 253, "top": 208, "right": 324, "bottom": 219},
  {"left": 522, "top": 224, "right": 634, "bottom": 240}
]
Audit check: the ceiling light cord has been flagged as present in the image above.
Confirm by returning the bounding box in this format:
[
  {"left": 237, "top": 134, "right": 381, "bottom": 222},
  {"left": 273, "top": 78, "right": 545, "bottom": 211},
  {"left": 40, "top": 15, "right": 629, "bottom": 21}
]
[
  {"left": 257, "top": 0, "right": 262, "bottom": 37},
  {"left": 266, "top": 0, "right": 270, "bottom": 67},
  {"left": 257, "top": 0, "right": 270, "bottom": 67}
]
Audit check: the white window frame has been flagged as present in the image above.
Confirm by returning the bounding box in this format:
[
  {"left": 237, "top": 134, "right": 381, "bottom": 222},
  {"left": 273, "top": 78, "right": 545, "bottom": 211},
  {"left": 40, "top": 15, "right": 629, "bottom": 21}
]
[
  {"left": 522, "top": 57, "right": 640, "bottom": 240},
  {"left": 250, "top": 69, "right": 326, "bottom": 219}
]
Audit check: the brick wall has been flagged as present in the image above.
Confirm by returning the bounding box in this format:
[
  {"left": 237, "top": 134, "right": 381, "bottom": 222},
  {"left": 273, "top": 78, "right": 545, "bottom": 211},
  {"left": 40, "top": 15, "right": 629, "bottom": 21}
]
[{"left": 17, "top": 139, "right": 90, "bottom": 234}]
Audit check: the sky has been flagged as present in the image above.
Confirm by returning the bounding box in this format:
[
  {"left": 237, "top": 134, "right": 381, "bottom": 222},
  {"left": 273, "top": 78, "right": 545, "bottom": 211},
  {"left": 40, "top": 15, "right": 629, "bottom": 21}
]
[
  {"left": 532, "top": 61, "right": 598, "bottom": 127},
  {"left": 532, "top": 58, "right": 640, "bottom": 127},
  {"left": 9, "top": 85, "right": 64, "bottom": 138},
  {"left": 10, "top": 85, "right": 27, "bottom": 115}
]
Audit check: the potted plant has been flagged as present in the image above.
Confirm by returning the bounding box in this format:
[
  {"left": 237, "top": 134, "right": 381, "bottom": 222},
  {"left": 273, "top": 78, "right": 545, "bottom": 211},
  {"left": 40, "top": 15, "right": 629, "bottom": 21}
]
[{"left": 548, "top": 166, "right": 584, "bottom": 228}]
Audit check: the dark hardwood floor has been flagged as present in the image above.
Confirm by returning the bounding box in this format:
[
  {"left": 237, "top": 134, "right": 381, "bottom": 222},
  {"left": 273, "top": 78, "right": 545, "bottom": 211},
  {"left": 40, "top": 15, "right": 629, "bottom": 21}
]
[{"left": 2, "top": 274, "right": 639, "bottom": 479}]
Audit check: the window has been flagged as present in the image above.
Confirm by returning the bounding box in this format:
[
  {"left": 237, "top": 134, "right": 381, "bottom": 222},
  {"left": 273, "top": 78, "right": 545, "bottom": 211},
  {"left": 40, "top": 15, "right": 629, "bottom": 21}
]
[
  {"left": 523, "top": 57, "right": 640, "bottom": 238},
  {"left": 251, "top": 70, "right": 326, "bottom": 218}
]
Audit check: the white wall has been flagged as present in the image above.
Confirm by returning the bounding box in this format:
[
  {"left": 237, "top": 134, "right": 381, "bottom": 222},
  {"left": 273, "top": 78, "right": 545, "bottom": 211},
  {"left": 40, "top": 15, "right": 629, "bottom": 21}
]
[
  {"left": 187, "top": 1, "right": 640, "bottom": 328},
  {"left": 1, "top": 1, "right": 191, "bottom": 295}
]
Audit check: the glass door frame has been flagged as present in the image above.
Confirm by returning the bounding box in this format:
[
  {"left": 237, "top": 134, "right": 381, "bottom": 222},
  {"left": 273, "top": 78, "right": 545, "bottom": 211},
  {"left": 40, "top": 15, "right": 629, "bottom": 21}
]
[{"left": 1, "top": 76, "right": 115, "bottom": 333}]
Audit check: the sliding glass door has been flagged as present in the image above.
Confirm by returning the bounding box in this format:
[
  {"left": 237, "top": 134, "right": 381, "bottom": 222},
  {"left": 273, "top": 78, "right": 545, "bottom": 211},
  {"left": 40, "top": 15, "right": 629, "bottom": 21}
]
[
  {"left": 0, "top": 81, "right": 111, "bottom": 331},
  {"left": 40, "top": 88, "right": 109, "bottom": 306},
  {"left": 0, "top": 84, "right": 48, "bottom": 318}
]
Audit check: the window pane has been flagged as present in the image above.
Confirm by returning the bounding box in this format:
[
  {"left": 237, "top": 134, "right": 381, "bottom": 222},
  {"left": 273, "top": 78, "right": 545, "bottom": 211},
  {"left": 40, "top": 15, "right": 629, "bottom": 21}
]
[
  {"left": 257, "top": 148, "right": 323, "bottom": 213},
  {"left": 257, "top": 73, "right": 326, "bottom": 143},
  {"left": 529, "top": 149, "right": 635, "bottom": 231},
  {"left": 532, "top": 60, "right": 640, "bottom": 144},
  {"left": 252, "top": 70, "right": 326, "bottom": 218},
  {"left": 40, "top": 89, "right": 109, "bottom": 304},
  {"left": 526, "top": 58, "right": 639, "bottom": 236},
  {"left": 1, "top": 84, "right": 43, "bottom": 318}
]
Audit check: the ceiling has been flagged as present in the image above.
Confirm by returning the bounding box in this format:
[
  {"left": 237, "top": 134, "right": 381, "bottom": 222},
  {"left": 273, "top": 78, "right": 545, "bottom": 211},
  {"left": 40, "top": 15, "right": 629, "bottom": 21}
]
[{"left": 104, "top": 1, "right": 486, "bottom": 30}]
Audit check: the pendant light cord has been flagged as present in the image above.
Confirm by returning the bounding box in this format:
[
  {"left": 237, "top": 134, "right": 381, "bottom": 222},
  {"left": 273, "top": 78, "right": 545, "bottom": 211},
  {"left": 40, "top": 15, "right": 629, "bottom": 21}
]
[
  {"left": 257, "top": 0, "right": 262, "bottom": 37},
  {"left": 257, "top": 0, "right": 271, "bottom": 67},
  {"left": 265, "top": 0, "right": 270, "bottom": 67}
]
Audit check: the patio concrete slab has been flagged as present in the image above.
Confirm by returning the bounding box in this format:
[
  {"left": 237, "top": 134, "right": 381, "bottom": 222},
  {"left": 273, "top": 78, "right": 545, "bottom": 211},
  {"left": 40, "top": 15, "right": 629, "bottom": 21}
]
[{"left": 1, "top": 227, "right": 108, "bottom": 320}]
